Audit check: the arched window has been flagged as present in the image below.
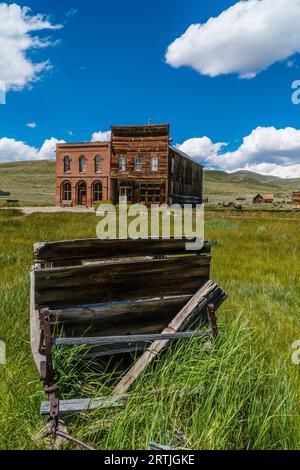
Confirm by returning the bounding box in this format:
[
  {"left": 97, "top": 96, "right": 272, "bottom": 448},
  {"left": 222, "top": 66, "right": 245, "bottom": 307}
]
[
  {"left": 63, "top": 155, "right": 71, "bottom": 173},
  {"left": 93, "top": 182, "right": 102, "bottom": 202},
  {"left": 94, "top": 155, "right": 102, "bottom": 173},
  {"left": 61, "top": 181, "right": 71, "bottom": 201},
  {"left": 79, "top": 155, "right": 86, "bottom": 173}
]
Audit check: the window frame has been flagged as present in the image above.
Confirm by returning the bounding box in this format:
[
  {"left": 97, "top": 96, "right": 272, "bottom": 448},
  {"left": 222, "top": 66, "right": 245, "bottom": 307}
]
[
  {"left": 61, "top": 181, "right": 72, "bottom": 201},
  {"left": 119, "top": 155, "right": 126, "bottom": 172},
  {"left": 94, "top": 155, "right": 102, "bottom": 173},
  {"left": 63, "top": 155, "right": 71, "bottom": 173},
  {"left": 79, "top": 155, "right": 86, "bottom": 173},
  {"left": 92, "top": 181, "right": 103, "bottom": 202},
  {"left": 150, "top": 156, "right": 159, "bottom": 172},
  {"left": 135, "top": 155, "right": 142, "bottom": 171}
]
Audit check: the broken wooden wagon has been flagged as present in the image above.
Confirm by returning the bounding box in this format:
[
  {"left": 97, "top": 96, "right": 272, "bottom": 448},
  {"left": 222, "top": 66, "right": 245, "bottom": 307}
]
[{"left": 30, "top": 237, "right": 226, "bottom": 440}]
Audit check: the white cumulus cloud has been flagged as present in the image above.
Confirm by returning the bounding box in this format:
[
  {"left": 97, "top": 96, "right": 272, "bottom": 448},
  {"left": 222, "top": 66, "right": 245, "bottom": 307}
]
[
  {"left": 91, "top": 130, "right": 111, "bottom": 142},
  {"left": 26, "top": 121, "right": 37, "bottom": 128},
  {"left": 177, "top": 126, "right": 300, "bottom": 178},
  {"left": 0, "top": 3, "right": 62, "bottom": 91},
  {"left": 166, "top": 0, "right": 300, "bottom": 79},
  {"left": 0, "top": 136, "right": 65, "bottom": 162}
]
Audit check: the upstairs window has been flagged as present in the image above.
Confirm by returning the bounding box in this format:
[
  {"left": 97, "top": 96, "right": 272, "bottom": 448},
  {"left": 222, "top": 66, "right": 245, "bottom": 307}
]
[
  {"left": 150, "top": 156, "right": 158, "bottom": 172},
  {"left": 63, "top": 155, "right": 71, "bottom": 173},
  {"left": 95, "top": 155, "right": 102, "bottom": 173},
  {"left": 79, "top": 155, "right": 86, "bottom": 173},
  {"left": 135, "top": 156, "right": 142, "bottom": 171},
  {"left": 119, "top": 156, "right": 126, "bottom": 171}
]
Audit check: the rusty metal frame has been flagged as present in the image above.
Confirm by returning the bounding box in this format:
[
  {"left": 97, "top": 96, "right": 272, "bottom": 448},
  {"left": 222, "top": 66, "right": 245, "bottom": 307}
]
[
  {"left": 39, "top": 308, "right": 59, "bottom": 442},
  {"left": 207, "top": 303, "right": 218, "bottom": 338}
]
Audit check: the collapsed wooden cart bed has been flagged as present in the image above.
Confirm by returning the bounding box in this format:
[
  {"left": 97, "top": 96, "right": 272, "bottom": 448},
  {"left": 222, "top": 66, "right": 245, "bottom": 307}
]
[{"left": 30, "top": 237, "right": 227, "bottom": 423}]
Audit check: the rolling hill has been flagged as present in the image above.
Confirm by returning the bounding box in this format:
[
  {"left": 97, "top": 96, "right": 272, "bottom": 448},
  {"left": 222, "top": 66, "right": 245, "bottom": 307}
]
[{"left": 0, "top": 160, "right": 299, "bottom": 205}]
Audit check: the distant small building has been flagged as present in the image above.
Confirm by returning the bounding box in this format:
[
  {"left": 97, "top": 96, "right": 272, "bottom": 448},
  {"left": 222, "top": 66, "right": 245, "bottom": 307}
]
[
  {"left": 292, "top": 191, "right": 300, "bottom": 208},
  {"left": 253, "top": 194, "right": 273, "bottom": 204}
]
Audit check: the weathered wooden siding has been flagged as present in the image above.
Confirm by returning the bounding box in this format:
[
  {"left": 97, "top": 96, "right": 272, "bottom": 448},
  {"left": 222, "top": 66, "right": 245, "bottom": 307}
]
[
  {"left": 111, "top": 125, "right": 169, "bottom": 182},
  {"left": 168, "top": 147, "right": 203, "bottom": 205}
]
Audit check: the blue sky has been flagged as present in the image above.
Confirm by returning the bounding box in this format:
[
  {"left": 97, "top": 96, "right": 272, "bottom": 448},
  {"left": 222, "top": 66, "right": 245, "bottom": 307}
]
[{"left": 1, "top": 0, "right": 300, "bottom": 177}]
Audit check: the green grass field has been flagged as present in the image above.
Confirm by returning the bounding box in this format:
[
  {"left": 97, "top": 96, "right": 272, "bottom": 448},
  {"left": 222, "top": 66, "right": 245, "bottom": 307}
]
[
  {"left": 1, "top": 160, "right": 300, "bottom": 206},
  {"left": 0, "top": 209, "right": 299, "bottom": 449}
]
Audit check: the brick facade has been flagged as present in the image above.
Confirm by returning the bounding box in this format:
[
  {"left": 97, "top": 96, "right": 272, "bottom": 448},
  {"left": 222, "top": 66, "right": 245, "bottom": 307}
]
[{"left": 56, "top": 142, "right": 111, "bottom": 207}]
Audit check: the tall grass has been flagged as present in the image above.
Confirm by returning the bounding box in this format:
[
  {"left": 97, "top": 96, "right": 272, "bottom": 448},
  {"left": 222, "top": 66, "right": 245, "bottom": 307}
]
[
  {"left": 0, "top": 209, "right": 299, "bottom": 449},
  {"left": 54, "top": 319, "right": 298, "bottom": 450}
]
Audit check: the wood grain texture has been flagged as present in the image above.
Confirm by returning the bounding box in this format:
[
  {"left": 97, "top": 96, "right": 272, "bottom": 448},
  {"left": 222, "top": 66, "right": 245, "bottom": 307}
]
[
  {"left": 53, "top": 330, "right": 209, "bottom": 346},
  {"left": 40, "top": 395, "right": 128, "bottom": 416},
  {"left": 35, "top": 255, "right": 211, "bottom": 308},
  {"left": 34, "top": 238, "right": 211, "bottom": 263}
]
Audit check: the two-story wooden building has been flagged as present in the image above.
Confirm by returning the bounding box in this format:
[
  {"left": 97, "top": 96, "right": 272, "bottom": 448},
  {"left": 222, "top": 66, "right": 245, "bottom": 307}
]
[{"left": 56, "top": 124, "right": 203, "bottom": 207}]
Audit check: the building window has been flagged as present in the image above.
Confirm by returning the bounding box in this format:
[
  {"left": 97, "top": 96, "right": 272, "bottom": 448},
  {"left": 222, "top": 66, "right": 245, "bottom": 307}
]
[
  {"left": 63, "top": 155, "right": 71, "bottom": 173},
  {"left": 94, "top": 155, "right": 102, "bottom": 173},
  {"left": 150, "top": 156, "right": 158, "bottom": 172},
  {"left": 79, "top": 155, "right": 86, "bottom": 173},
  {"left": 93, "top": 182, "right": 102, "bottom": 202},
  {"left": 135, "top": 156, "right": 142, "bottom": 171},
  {"left": 119, "top": 156, "right": 126, "bottom": 171},
  {"left": 62, "top": 182, "right": 71, "bottom": 201}
]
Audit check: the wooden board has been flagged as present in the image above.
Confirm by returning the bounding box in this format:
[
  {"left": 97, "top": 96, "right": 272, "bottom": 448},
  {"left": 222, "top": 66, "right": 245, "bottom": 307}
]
[
  {"left": 50, "top": 295, "right": 192, "bottom": 338},
  {"left": 34, "top": 238, "right": 211, "bottom": 264},
  {"left": 35, "top": 255, "right": 211, "bottom": 308},
  {"left": 40, "top": 395, "right": 128, "bottom": 416},
  {"left": 30, "top": 270, "right": 44, "bottom": 372},
  {"left": 53, "top": 330, "right": 209, "bottom": 346}
]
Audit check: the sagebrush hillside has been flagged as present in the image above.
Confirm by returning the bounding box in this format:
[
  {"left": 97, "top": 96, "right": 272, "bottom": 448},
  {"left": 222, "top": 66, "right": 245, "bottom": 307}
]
[{"left": 0, "top": 160, "right": 299, "bottom": 205}]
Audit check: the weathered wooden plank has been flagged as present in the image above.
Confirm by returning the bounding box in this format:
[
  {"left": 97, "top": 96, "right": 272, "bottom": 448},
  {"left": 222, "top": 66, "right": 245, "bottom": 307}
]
[
  {"left": 53, "top": 330, "right": 209, "bottom": 346},
  {"left": 34, "top": 238, "right": 211, "bottom": 263},
  {"left": 30, "top": 270, "right": 44, "bottom": 372},
  {"left": 51, "top": 295, "right": 193, "bottom": 338},
  {"left": 113, "top": 281, "right": 227, "bottom": 395},
  {"left": 50, "top": 295, "right": 191, "bottom": 322},
  {"left": 40, "top": 395, "right": 128, "bottom": 416},
  {"left": 35, "top": 255, "right": 211, "bottom": 308}
]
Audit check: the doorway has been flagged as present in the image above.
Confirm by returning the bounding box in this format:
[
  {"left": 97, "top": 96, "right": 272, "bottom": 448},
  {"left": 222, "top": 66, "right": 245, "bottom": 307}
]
[
  {"left": 119, "top": 181, "right": 133, "bottom": 204},
  {"left": 77, "top": 181, "right": 87, "bottom": 205}
]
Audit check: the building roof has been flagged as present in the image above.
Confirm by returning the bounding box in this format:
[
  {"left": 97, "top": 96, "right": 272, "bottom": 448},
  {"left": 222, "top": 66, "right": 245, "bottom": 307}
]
[
  {"left": 253, "top": 194, "right": 273, "bottom": 200},
  {"left": 57, "top": 141, "right": 110, "bottom": 147},
  {"left": 169, "top": 145, "right": 203, "bottom": 168},
  {"left": 112, "top": 124, "right": 169, "bottom": 138}
]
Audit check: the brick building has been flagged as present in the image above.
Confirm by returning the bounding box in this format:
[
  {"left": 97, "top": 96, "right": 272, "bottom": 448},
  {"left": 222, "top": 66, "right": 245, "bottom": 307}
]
[
  {"left": 56, "top": 124, "right": 203, "bottom": 207},
  {"left": 56, "top": 142, "right": 111, "bottom": 207}
]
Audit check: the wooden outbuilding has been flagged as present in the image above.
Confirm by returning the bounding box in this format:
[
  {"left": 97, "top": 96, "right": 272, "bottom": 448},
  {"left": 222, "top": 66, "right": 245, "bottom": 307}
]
[
  {"left": 292, "top": 191, "right": 300, "bottom": 208},
  {"left": 253, "top": 194, "right": 273, "bottom": 204}
]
